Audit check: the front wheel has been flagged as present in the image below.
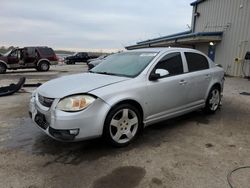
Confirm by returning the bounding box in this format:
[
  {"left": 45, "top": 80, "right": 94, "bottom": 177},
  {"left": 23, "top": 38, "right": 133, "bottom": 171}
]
[
  {"left": 104, "top": 104, "right": 142, "bottom": 147},
  {"left": 204, "top": 86, "right": 221, "bottom": 113}
]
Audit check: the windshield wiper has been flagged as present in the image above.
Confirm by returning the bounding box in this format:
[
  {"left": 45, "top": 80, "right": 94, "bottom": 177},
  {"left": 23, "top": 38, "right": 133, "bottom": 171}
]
[
  {"left": 91, "top": 71, "right": 118, "bottom": 76},
  {"left": 89, "top": 71, "right": 131, "bottom": 77}
]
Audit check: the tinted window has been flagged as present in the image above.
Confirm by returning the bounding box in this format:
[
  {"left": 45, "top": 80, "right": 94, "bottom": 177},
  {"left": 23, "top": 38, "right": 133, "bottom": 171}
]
[
  {"left": 185, "top": 52, "right": 209, "bottom": 72},
  {"left": 38, "top": 48, "right": 54, "bottom": 56},
  {"left": 155, "top": 52, "right": 183, "bottom": 76}
]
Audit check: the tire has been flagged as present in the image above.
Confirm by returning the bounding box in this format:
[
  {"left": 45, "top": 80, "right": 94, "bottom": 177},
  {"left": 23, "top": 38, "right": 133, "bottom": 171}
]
[
  {"left": 68, "top": 60, "right": 75, "bottom": 64},
  {"left": 37, "top": 61, "right": 50, "bottom": 72},
  {"left": 0, "top": 63, "right": 7, "bottom": 74},
  {"left": 204, "top": 86, "right": 221, "bottom": 114},
  {"left": 104, "top": 104, "right": 142, "bottom": 147}
]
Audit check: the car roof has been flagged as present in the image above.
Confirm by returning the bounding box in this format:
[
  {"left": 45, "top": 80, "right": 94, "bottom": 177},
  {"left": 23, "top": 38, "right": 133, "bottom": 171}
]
[{"left": 127, "top": 47, "right": 202, "bottom": 54}]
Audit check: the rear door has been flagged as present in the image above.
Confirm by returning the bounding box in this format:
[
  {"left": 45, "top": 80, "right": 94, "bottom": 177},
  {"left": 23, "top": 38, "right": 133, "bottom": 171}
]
[
  {"left": 24, "top": 48, "right": 37, "bottom": 63},
  {"left": 145, "top": 52, "right": 189, "bottom": 121},
  {"left": 184, "top": 52, "right": 211, "bottom": 104}
]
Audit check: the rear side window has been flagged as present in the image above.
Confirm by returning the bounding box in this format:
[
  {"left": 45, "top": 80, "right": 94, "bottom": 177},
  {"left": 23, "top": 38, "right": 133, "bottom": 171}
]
[
  {"left": 38, "top": 48, "right": 54, "bottom": 57},
  {"left": 155, "top": 52, "right": 184, "bottom": 76},
  {"left": 185, "top": 52, "right": 209, "bottom": 72}
]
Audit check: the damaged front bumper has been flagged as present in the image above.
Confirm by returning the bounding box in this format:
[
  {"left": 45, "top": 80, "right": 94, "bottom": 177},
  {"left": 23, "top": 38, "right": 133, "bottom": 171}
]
[{"left": 29, "top": 91, "right": 110, "bottom": 142}]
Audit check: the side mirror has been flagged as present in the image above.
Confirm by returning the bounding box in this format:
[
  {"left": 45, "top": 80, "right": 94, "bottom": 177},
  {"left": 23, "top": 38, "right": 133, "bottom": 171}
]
[
  {"left": 149, "top": 73, "right": 161, "bottom": 81},
  {"left": 149, "top": 69, "right": 169, "bottom": 81},
  {"left": 155, "top": 69, "right": 169, "bottom": 77}
]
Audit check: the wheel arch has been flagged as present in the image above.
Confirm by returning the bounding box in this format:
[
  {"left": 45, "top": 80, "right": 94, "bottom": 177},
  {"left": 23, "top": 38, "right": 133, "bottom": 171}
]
[
  {"left": 37, "top": 59, "right": 50, "bottom": 66},
  {"left": 212, "top": 83, "right": 221, "bottom": 92},
  {"left": 102, "top": 99, "right": 144, "bottom": 135},
  {"left": 110, "top": 99, "right": 144, "bottom": 121},
  {"left": 205, "top": 82, "right": 222, "bottom": 100},
  {"left": 0, "top": 60, "right": 9, "bottom": 68}
]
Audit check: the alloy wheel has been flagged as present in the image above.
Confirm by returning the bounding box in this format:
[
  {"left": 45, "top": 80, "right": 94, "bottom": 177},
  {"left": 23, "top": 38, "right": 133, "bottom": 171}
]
[
  {"left": 209, "top": 89, "right": 220, "bottom": 111},
  {"left": 109, "top": 108, "right": 139, "bottom": 144},
  {"left": 41, "top": 63, "right": 49, "bottom": 71}
]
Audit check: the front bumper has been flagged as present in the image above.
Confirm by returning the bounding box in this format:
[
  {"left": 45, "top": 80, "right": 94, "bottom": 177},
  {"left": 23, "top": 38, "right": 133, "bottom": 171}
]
[{"left": 29, "top": 93, "right": 111, "bottom": 141}]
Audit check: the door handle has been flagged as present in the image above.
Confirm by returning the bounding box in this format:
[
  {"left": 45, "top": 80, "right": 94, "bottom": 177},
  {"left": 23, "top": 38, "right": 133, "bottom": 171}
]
[
  {"left": 205, "top": 74, "right": 211, "bottom": 80},
  {"left": 179, "top": 80, "right": 187, "bottom": 85}
]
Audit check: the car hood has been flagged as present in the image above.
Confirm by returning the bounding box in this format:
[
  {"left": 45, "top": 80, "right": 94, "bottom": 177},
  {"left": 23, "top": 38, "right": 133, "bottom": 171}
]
[{"left": 37, "top": 73, "right": 130, "bottom": 98}]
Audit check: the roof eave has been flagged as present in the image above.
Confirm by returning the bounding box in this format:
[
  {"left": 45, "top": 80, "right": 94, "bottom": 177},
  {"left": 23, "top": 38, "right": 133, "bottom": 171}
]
[{"left": 190, "top": 0, "right": 206, "bottom": 6}]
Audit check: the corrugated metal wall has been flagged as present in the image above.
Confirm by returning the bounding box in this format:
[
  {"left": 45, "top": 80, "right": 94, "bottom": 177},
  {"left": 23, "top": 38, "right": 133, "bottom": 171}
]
[{"left": 194, "top": 0, "right": 250, "bottom": 76}]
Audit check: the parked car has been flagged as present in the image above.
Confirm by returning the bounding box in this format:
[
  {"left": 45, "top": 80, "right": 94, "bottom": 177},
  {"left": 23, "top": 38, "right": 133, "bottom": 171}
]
[
  {"left": 0, "top": 46, "right": 58, "bottom": 74},
  {"left": 87, "top": 55, "right": 108, "bottom": 70},
  {"left": 64, "top": 52, "right": 98, "bottom": 64},
  {"left": 29, "top": 48, "right": 224, "bottom": 147}
]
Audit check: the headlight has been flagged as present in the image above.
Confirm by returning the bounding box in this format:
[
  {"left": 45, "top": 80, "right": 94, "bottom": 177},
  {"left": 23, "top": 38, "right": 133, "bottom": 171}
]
[{"left": 57, "top": 95, "right": 95, "bottom": 112}]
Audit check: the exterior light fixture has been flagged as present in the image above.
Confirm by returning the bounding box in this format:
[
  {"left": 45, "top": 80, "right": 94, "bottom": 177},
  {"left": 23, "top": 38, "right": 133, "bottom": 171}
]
[{"left": 209, "top": 42, "right": 214, "bottom": 46}]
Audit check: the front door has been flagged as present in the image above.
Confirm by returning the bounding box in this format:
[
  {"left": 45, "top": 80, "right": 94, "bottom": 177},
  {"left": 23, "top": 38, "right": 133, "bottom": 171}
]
[
  {"left": 145, "top": 52, "right": 188, "bottom": 122},
  {"left": 7, "top": 50, "right": 19, "bottom": 64}
]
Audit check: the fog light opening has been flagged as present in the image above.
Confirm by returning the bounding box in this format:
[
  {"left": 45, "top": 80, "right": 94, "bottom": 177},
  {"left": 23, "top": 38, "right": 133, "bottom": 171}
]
[{"left": 69, "top": 129, "right": 79, "bottom": 136}]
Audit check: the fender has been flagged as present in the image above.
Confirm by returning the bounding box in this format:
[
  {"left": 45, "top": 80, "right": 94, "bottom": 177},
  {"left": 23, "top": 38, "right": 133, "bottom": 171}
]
[
  {"left": 0, "top": 60, "right": 10, "bottom": 68},
  {"left": 205, "top": 78, "right": 224, "bottom": 100},
  {"left": 37, "top": 59, "right": 50, "bottom": 66}
]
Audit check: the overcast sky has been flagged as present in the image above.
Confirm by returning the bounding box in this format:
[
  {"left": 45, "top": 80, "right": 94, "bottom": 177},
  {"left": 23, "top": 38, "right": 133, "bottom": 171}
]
[{"left": 1, "top": 0, "right": 194, "bottom": 52}]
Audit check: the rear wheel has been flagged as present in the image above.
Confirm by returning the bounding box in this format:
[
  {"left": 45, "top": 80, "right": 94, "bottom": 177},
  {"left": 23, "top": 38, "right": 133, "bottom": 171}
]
[
  {"left": 67, "top": 60, "right": 75, "bottom": 64},
  {"left": 204, "top": 86, "right": 221, "bottom": 113},
  {"left": 0, "top": 63, "right": 7, "bottom": 74},
  {"left": 104, "top": 104, "right": 142, "bottom": 147},
  {"left": 37, "top": 61, "right": 50, "bottom": 72}
]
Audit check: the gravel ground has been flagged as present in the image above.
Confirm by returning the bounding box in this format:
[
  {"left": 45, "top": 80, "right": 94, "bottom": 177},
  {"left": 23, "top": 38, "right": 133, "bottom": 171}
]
[{"left": 0, "top": 64, "right": 250, "bottom": 188}]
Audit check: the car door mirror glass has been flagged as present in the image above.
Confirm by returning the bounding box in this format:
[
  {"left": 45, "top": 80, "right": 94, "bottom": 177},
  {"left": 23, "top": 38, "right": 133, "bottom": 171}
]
[{"left": 155, "top": 69, "right": 169, "bottom": 77}]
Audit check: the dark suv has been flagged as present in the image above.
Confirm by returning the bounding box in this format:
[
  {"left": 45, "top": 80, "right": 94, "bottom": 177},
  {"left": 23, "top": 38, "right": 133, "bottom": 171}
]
[
  {"left": 64, "top": 52, "right": 98, "bottom": 64},
  {"left": 0, "top": 46, "right": 58, "bottom": 74}
]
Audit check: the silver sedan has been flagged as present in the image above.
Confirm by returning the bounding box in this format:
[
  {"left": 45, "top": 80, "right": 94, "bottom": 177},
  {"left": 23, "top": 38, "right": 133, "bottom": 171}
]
[{"left": 29, "top": 48, "right": 224, "bottom": 146}]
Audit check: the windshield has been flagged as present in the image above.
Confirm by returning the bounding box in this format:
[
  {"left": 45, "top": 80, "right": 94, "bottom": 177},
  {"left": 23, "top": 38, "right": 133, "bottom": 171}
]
[{"left": 90, "top": 52, "right": 158, "bottom": 77}]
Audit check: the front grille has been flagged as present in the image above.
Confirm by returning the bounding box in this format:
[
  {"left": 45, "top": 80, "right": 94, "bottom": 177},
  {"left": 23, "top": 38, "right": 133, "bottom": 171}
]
[{"left": 38, "top": 94, "right": 54, "bottom": 107}]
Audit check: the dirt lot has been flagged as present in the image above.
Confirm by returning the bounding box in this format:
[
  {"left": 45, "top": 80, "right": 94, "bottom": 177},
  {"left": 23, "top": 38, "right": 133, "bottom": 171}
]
[{"left": 0, "top": 64, "right": 250, "bottom": 188}]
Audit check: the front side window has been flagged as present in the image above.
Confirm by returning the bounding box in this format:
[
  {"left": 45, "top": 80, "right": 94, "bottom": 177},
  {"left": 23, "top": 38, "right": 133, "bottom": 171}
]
[
  {"left": 9, "top": 50, "right": 18, "bottom": 57},
  {"left": 91, "top": 52, "right": 158, "bottom": 77},
  {"left": 154, "top": 52, "right": 184, "bottom": 77},
  {"left": 185, "top": 52, "right": 209, "bottom": 72}
]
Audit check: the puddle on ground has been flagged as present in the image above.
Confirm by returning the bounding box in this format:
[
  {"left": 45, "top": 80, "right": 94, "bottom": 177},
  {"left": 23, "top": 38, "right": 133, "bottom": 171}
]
[
  {"left": 92, "top": 166, "right": 146, "bottom": 188},
  {"left": 0, "top": 110, "right": 212, "bottom": 166},
  {"left": 0, "top": 117, "right": 128, "bottom": 165}
]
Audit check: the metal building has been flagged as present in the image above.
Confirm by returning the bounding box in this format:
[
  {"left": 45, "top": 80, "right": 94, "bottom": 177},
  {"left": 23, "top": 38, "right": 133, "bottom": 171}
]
[{"left": 126, "top": 0, "right": 250, "bottom": 77}]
